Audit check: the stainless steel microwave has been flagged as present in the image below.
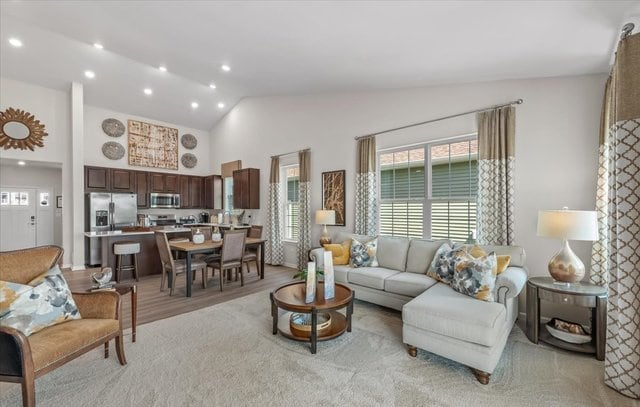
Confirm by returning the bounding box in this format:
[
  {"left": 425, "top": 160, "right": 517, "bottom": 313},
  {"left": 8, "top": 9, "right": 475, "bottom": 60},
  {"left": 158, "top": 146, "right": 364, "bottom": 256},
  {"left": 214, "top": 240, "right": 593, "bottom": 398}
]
[{"left": 149, "top": 193, "right": 181, "bottom": 208}]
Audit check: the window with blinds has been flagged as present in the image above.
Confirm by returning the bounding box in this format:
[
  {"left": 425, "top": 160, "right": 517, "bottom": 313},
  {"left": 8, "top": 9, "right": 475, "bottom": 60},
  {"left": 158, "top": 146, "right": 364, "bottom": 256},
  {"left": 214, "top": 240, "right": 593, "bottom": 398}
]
[
  {"left": 284, "top": 166, "right": 299, "bottom": 241},
  {"left": 429, "top": 139, "right": 478, "bottom": 241},
  {"left": 379, "top": 149, "right": 425, "bottom": 238},
  {"left": 379, "top": 137, "right": 477, "bottom": 241}
]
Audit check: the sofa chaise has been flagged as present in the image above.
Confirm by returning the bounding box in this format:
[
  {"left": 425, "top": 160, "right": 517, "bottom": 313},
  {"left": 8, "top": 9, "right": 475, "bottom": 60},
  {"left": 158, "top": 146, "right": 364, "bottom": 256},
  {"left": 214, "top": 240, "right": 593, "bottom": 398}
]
[{"left": 310, "top": 232, "right": 527, "bottom": 384}]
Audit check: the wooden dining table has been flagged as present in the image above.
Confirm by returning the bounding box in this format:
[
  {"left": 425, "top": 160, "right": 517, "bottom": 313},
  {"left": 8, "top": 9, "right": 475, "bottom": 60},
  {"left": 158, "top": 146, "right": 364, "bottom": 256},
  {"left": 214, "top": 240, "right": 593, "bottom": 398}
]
[{"left": 169, "top": 237, "right": 266, "bottom": 297}]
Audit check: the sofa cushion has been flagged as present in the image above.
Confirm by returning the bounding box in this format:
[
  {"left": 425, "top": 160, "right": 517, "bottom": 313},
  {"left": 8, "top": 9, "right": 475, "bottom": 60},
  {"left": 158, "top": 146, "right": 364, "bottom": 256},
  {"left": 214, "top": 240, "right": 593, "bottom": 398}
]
[
  {"left": 348, "top": 267, "right": 400, "bottom": 290},
  {"left": 406, "top": 239, "right": 450, "bottom": 274},
  {"left": 333, "top": 265, "right": 351, "bottom": 283},
  {"left": 323, "top": 240, "right": 351, "bottom": 265},
  {"left": 350, "top": 237, "right": 379, "bottom": 268},
  {"left": 451, "top": 251, "right": 498, "bottom": 302},
  {"left": 385, "top": 273, "right": 438, "bottom": 297},
  {"left": 376, "top": 236, "right": 410, "bottom": 271},
  {"left": 427, "top": 243, "right": 466, "bottom": 284},
  {"left": 29, "top": 319, "right": 120, "bottom": 371},
  {"left": 403, "top": 283, "right": 507, "bottom": 347},
  {"left": 0, "top": 265, "right": 81, "bottom": 336}
]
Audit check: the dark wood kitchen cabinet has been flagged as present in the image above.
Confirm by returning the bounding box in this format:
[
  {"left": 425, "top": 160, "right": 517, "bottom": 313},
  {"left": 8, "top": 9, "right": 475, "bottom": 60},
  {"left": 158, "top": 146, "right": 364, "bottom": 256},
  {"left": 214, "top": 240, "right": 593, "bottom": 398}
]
[
  {"left": 134, "top": 171, "right": 149, "bottom": 208},
  {"left": 85, "top": 166, "right": 110, "bottom": 191},
  {"left": 233, "top": 168, "right": 260, "bottom": 209},
  {"left": 110, "top": 169, "right": 136, "bottom": 192},
  {"left": 190, "top": 176, "right": 203, "bottom": 209},
  {"left": 180, "top": 175, "right": 191, "bottom": 208},
  {"left": 204, "top": 175, "right": 223, "bottom": 209},
  {"left": 150, "top": 173, "right": 179, "bottom": 193},
  {"left": 180, "top": 176, "right": 204, "bottom": 209}
]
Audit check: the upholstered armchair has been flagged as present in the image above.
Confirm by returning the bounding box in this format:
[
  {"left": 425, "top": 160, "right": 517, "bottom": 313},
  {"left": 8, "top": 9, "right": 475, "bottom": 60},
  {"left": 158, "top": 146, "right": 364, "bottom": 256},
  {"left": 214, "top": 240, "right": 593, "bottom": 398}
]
[{"left": 0, "top": 246, "right": 126, "bottom": 407}]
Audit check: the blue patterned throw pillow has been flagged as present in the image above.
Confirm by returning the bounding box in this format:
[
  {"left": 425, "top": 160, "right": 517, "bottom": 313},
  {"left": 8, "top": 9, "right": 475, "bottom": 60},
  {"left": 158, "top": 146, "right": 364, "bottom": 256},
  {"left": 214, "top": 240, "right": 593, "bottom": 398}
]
[
  {"left": 350, "top": 237, "right": 378, "bottom": 268},
  {"left": 0, "top": 265, "right": 81, "bottom": 336},
  {"left": 451, "top": 252, "right": 498, "bottom": 302},
  {"left": 427, "top": 243, "right": 466, "bottom": 284}
]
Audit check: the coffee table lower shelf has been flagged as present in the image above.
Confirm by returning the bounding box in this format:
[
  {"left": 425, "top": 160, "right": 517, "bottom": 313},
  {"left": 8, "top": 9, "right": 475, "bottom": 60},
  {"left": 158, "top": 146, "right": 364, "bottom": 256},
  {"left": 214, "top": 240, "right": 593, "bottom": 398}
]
[{"left": 277, "top": 311, "right": 347, "bottom": 342}]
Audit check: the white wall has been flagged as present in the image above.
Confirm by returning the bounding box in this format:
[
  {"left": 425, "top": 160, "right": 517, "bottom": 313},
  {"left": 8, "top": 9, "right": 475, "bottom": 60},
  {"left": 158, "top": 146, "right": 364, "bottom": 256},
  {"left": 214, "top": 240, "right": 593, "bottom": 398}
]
[
  {"left": 84, "top": 105, "right": 212, "bottom": 176},
  {"left": 0, "top": 77, "right": 74, "bottom": 265},
  {"left": 210, "top": 74, "right": 605, "bottom": 320}
]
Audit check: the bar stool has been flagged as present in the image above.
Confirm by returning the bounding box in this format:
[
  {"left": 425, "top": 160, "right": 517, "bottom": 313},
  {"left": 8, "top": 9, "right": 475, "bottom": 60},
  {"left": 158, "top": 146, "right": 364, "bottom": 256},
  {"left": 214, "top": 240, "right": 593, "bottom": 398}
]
[{"left": 113, "top": 241, "right": 140, "bottom": 282}]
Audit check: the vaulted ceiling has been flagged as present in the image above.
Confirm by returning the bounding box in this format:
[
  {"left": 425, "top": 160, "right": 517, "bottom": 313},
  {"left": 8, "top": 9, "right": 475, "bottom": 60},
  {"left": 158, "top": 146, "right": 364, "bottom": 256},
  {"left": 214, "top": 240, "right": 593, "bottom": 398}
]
[{"left": 1, "top": 1, "right": 638, "bottom": 130}]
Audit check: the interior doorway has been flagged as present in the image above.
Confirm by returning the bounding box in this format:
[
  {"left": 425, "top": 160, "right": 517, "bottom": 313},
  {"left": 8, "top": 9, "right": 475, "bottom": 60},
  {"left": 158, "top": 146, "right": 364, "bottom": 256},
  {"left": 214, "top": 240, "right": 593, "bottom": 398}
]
[{"left": 0, "top": 159, "right": 62, "bottom": 251}]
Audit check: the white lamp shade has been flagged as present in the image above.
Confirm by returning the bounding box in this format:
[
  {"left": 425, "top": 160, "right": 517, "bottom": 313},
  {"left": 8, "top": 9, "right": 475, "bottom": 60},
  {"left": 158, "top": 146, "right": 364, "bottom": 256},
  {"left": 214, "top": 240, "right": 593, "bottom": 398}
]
[
  {"left": 315, "top": 210, "right": 336, "bottom": 225},
  {"left": 537, "top": 209, "right": 598, "bottom": 241}
]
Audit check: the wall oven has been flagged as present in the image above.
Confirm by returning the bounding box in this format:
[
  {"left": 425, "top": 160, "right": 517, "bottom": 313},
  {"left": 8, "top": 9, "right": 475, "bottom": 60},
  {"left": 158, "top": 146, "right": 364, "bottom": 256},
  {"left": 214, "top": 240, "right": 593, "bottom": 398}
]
[{"left": 149, "top": 193, "right": 181, "bottom": 209}]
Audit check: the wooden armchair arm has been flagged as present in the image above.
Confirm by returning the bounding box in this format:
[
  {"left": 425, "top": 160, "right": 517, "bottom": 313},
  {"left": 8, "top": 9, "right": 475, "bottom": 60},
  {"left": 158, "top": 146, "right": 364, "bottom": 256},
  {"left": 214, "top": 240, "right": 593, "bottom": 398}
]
[
  {"left": 0, "top": 326, "right": 34, "bottom": 378},
  {"left": 72, "top": 291, "right": 121, "bottom": 320}
]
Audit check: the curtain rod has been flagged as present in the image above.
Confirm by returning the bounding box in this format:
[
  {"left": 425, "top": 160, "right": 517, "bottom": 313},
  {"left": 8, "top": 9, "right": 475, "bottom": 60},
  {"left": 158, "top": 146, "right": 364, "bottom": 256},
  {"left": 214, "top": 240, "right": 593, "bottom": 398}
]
[
  {"left": 354, "top": 99, "right": 523, "bottom": 140},
  {"left": 271, "top": 148, "right": 310, "bottom": 159}
]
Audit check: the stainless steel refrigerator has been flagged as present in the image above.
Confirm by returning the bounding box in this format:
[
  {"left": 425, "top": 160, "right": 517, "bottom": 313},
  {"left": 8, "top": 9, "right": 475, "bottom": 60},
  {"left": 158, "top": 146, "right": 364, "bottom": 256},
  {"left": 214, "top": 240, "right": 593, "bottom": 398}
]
[{"left": 85, "top": 192, "right": 137, "bottom": 265}]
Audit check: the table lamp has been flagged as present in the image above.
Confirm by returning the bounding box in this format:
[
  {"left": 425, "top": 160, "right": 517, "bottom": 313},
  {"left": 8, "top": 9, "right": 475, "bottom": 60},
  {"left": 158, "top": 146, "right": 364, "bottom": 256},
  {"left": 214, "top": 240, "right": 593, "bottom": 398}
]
[
  {"left": 315, "top": 209, "right": 336, "bottom": 246},
  {"left": 537, "top": 207, "right": 598, "bottom": 283}
]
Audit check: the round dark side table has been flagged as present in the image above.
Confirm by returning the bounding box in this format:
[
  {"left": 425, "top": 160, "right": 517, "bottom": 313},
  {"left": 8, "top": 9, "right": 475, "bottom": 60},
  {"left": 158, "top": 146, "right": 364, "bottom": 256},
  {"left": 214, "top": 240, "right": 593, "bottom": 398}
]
[{"left": 525, "top": 276, "right": 607, "bottom": 360}]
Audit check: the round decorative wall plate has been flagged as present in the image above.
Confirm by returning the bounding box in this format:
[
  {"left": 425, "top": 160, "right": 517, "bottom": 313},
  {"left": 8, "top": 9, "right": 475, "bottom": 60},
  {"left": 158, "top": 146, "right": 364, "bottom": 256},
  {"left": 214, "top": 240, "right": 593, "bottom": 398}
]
[
  {"left": 102, "top": 141, "right": 125, "bottom": 160},
  {"left": 181, "top": 133, "right": 197, "bottom": 149},
  {"left": 181, "top": 153, "right": 197, "bottom": 168},
  {"left": 101, "top": 118, "right": 125, "bottom": 137}
]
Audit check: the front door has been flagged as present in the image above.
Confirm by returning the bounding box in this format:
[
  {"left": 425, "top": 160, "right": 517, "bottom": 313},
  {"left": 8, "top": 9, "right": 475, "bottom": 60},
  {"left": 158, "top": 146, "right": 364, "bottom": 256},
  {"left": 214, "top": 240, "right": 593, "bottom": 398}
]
[{"left": 0, "top": 187, "right": 37, "bottom": 251}]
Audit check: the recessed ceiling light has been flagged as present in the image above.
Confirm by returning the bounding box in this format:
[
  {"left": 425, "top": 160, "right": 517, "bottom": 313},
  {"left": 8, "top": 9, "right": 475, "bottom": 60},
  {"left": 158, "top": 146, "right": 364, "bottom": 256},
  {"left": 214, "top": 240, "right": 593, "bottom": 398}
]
[
  {"left": 159, "top": 65, "right": 167, "bottom": 72},
  {"left": 217, "top": 102, "right": 225, "bottom": 109},
  {"left": 221, "top": 64, "right": 231, "bottom": 72},
  {"left": 8, "top": 38, "right": 23, "bottom": 48},
  {"left": 191, "top": 102, "right": 199, "bottom": 109},
  {"left": 17, "top": 160, "right": 26, "bottom": 166},
  {"left": 143, "top": 88, "right": 153, "bottom": 95},
  {"left": 209, "top": 83, "right": 217, "bottom": 89},
  {"left": 84, "top": 70, "right": 96, "bottom": 79},
  {"left": 93, "top": 42, "right": 104, "bottom": 50}
]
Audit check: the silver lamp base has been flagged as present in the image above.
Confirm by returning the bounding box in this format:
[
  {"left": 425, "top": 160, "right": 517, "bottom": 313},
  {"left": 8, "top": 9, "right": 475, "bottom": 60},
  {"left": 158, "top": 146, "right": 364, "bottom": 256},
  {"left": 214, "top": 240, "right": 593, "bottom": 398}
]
[{"left": 548, "top": 240, "right": 585, "bottom": 283}]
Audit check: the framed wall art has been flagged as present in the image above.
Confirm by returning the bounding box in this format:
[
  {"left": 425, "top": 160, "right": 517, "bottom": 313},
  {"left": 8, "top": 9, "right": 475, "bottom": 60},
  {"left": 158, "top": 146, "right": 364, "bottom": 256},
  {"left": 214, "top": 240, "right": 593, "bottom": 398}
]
[
  {"left": 127, "top": 119, "right": 178, "bottom": 170},
  {"left": 322, "top": 170, "right": 346, "bottom": 226}
]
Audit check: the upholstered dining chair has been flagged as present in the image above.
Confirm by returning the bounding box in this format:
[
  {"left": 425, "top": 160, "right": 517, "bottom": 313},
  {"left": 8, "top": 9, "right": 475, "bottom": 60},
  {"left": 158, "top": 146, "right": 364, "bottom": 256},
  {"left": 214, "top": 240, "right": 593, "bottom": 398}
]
[
  {"left": 243, "top": 225, "right": 263, "bottom": 275},
  {"left": 155, "top": 231, "right": 208, "bottom": 295},
  {"left": 205, "top": 230, "right": 246, "bottom": 291}
]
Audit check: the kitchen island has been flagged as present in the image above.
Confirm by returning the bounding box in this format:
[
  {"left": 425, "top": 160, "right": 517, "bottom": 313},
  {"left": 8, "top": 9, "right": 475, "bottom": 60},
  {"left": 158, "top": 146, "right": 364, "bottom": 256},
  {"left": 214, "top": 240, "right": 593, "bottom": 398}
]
[{"left": 84, "top": 224, "right": 253, "bottom": 278}]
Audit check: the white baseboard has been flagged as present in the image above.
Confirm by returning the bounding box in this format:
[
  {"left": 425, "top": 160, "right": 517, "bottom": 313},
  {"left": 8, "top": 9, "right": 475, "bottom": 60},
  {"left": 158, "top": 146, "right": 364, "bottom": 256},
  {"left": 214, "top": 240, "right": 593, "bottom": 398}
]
[
  {"left": 283, "top": 262, "right": 297, "bottom": 269},
  {"left": 71, "top": 264, "right": 86, "bottom": 271}
]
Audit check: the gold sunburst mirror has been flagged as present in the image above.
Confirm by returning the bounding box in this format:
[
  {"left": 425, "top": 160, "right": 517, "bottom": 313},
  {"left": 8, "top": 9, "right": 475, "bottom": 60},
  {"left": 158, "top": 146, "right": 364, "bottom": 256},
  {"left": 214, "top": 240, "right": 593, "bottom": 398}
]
[{"left": 0, "top": 107, "right": 48, "bottom": 151}]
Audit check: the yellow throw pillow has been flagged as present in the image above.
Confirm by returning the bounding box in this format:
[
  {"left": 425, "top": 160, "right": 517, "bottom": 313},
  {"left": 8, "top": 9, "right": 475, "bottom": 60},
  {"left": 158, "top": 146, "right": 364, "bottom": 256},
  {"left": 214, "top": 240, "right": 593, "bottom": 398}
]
[
  {"left": 468, "top": 245, "right": 511, "bottom": 275},
  {"left": 323, "top": 240, "right": 351, "bottom": 265},
  {"left": 496, "top": 255, "right": 511, "bottom": 274}
]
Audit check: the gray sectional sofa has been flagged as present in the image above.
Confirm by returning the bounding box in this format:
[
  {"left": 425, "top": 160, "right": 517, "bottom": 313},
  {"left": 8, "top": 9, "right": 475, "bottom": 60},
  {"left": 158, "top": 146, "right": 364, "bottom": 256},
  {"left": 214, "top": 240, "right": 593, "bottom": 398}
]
[{"left": 309, "top": 232, "right": 528, "bottom": 384}]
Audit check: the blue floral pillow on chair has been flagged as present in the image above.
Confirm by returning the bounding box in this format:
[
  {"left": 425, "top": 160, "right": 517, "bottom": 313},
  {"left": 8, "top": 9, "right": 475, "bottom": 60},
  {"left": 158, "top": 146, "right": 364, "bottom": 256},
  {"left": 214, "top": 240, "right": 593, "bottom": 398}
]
[
  {"left": 0, "top": 265, "right": 81, "bottom": 336},
  {"left": 350, "top": 237, "right": 378, "bottom": 268}
]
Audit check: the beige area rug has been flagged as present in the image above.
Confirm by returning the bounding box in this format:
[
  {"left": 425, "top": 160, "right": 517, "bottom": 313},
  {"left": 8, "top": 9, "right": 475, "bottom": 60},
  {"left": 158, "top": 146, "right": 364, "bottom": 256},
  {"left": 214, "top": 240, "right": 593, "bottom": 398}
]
[{"left": 1, "top": 291, "right": 634, "bottom": 407}]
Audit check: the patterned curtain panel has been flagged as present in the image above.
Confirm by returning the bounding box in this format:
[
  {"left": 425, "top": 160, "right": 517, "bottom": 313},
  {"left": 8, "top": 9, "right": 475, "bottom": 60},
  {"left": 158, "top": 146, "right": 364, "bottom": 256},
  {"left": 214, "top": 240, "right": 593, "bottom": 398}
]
[
  {"left": 591, "top": 32, "right": 640, "bottom": 399},
  {"left": 297, "top": 150, "right": 311, "bottom": 270},
  {"left": 354, "top": 136, "right": 377, "bottom": 235},
  {"left": 476, "top": 106, "right": 515, "bottom": 245},
  {"left": 265, "top": 157, "right": 283, "bottom": 265}
]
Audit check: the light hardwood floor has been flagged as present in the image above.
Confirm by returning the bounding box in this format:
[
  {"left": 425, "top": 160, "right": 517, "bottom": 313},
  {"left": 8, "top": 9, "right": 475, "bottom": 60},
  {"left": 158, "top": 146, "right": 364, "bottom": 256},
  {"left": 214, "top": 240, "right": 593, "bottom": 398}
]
[{"left": 64, "top": 264, "right": 296, "bottom": 331}]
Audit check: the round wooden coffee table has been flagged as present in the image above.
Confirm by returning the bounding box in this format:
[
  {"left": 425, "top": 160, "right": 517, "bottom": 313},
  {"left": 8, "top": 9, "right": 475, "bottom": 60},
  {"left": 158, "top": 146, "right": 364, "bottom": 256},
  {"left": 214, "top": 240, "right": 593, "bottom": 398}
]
[{"left": 270, "top": 281, "right": 354, "bottom": 354}]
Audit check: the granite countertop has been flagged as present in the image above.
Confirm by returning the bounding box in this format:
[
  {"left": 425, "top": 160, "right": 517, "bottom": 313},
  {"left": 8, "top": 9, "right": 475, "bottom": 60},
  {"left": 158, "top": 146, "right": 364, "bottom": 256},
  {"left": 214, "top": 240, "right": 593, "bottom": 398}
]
[
  {"left": 84, "top": 227, "right": 192, "bottom": 238},
  {"left": 84, "top": 223, "right": 252, "bottom": 238}
]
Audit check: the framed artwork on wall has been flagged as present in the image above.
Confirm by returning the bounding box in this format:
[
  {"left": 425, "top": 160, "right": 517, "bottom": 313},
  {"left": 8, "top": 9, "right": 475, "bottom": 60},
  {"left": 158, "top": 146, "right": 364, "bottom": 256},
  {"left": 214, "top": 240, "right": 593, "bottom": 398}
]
[
  {"left": 322, "top": 170, "right": 346, "bottom": 226},
  {"left": 127, "top": 119, "right": 179, "bottom": 170}
]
